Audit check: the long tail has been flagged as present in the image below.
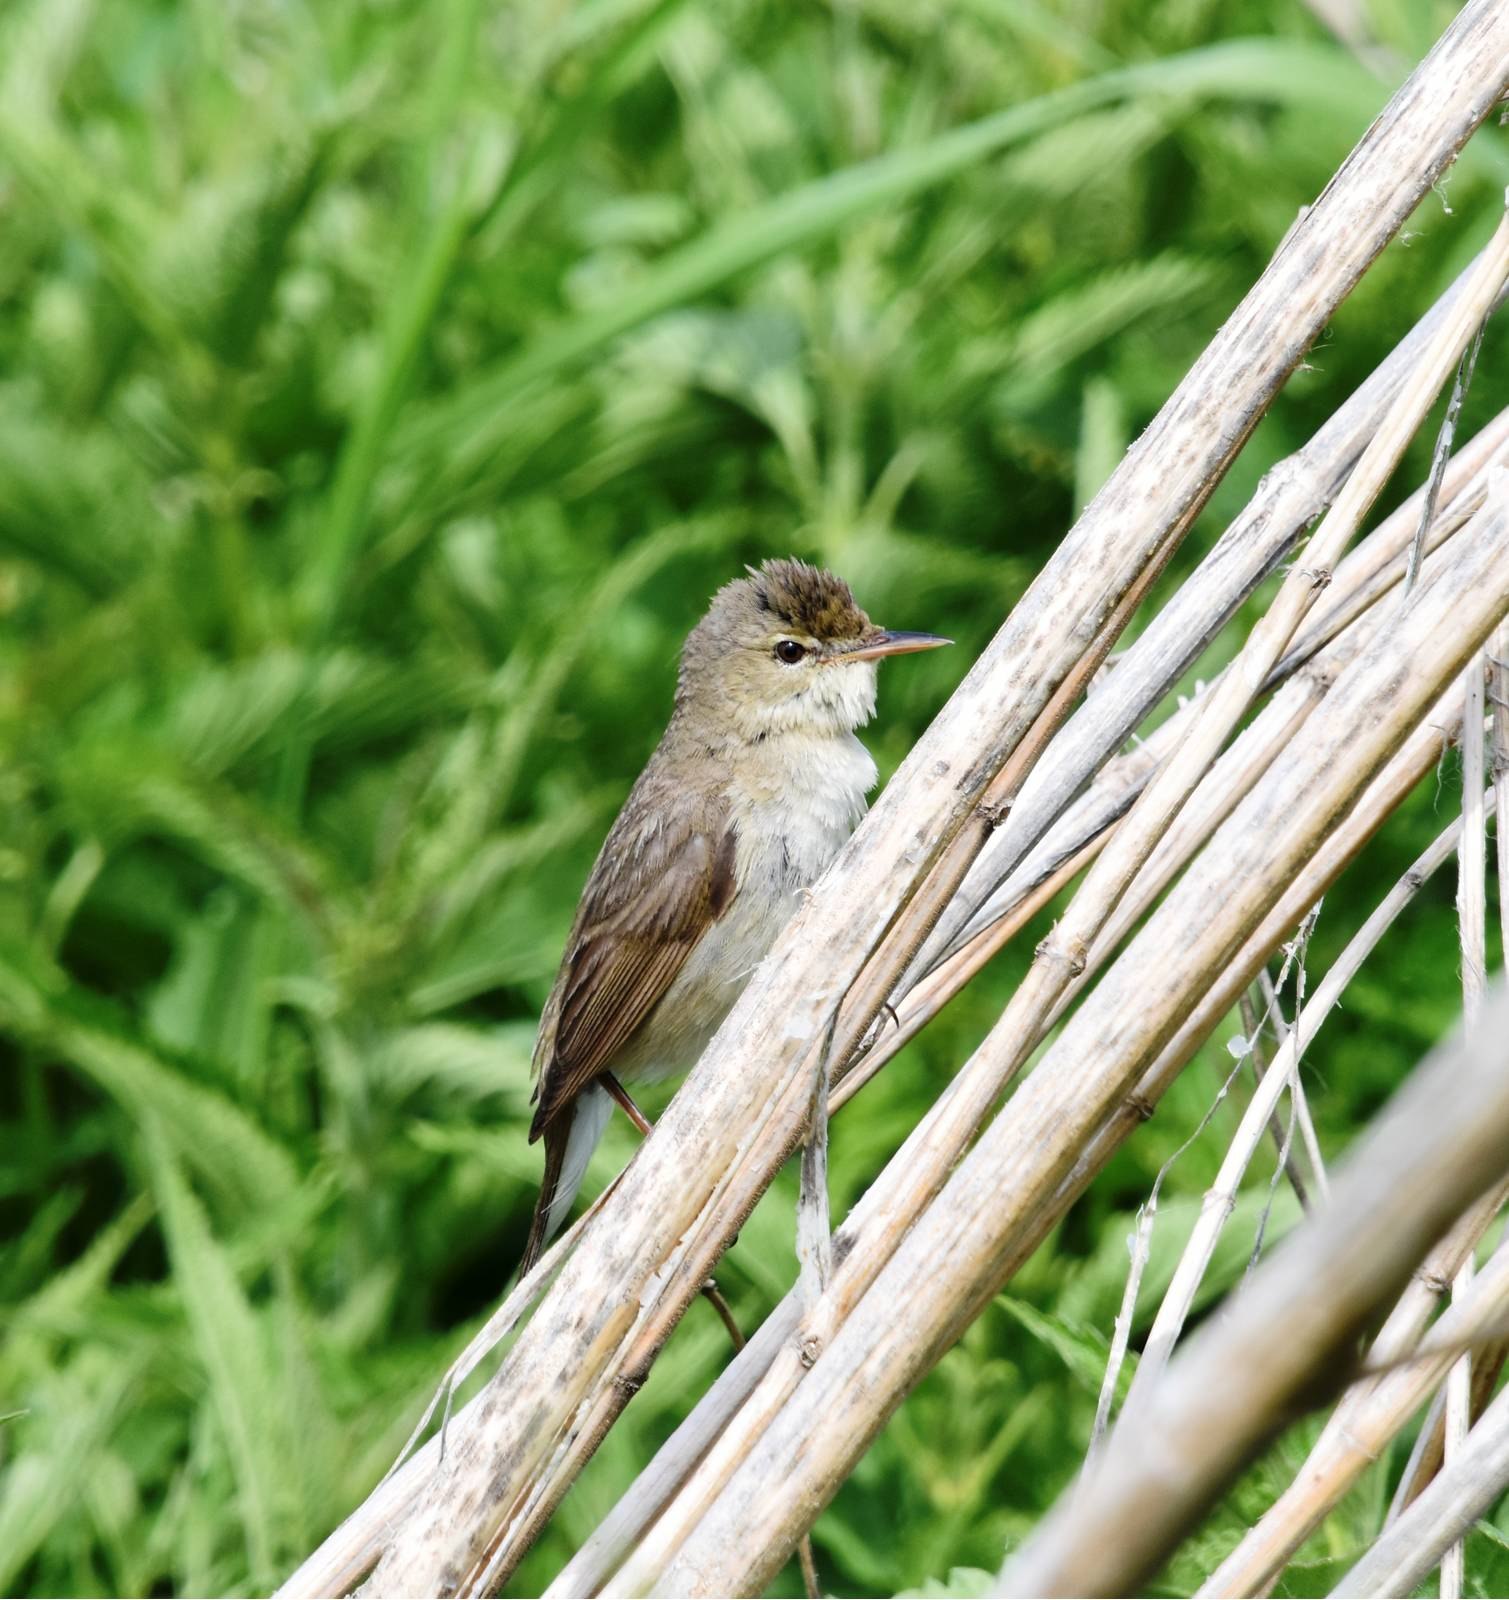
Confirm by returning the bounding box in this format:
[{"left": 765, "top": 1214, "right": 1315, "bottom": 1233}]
[{"left": 519, "top": 1082, "right": 613, "bottom": 1277}]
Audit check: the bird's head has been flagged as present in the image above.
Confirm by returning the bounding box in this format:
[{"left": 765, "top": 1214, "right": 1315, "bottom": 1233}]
[{"left": 677, "top": 557, "right": 949, "bottom": 741}]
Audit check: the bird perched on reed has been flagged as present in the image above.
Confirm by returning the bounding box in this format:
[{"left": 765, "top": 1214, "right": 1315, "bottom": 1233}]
[{"left": 520, "top": 557, "right": 948, "bottom": 1272}]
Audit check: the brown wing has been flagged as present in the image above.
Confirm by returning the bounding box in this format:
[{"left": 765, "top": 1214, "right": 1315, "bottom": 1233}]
[{"left": 529, "top": 771, "right": 737, "bottom": 1140}]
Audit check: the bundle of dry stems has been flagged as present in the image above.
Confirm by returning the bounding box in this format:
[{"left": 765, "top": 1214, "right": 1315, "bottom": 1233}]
[{"left": 279, "top": 2, "right": 1509, "bottom": 1593}]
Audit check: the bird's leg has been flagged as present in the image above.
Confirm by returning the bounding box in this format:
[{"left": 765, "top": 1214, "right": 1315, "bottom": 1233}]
[
  {"left": 601, "top": 1074, "right": 820, "bottom": 1596},
  {"left": 602, "top": 1071, "right": 655, "bottom": 1137},
  {"left": 602, "top": 1073, "right": 740, "bottom": 1334}
]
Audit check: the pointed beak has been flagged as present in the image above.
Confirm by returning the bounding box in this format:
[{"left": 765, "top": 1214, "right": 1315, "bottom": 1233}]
[{"left": 841, "top": 630, "right": 953, "bottom": 663}]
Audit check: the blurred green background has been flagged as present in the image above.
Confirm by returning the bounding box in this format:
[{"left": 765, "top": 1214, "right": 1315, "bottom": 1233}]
[{"left": 3, "top": 0, "right": 1509, "bottom": 1595}]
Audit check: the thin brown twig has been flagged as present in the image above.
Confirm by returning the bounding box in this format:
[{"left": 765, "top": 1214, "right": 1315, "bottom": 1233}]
[
  {"left": 1257, "top": 967, "right": 1330, "bottom": 1204},
  {"left": 1401, "top": 324, "right": 1487, "bottom": 600},
  {"left": 1239, "top": 987, "right": 1313, "bottom": 1212}
]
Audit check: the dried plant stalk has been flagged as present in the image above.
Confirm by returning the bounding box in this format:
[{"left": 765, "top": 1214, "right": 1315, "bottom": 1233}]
[
  {"left": 887, "top": 402, "right": 1509, "bottom": 1116},
  {"left": 274, "top": 1194, "right": 608, "bottom": 1599},
  {"left": 998, "top": 981, "right": 1509, "bottom": 1600},
  {"left": 1121, "top": 793, "right": 1487, "bottom": 1417},
  {"left": 562, "top": 664, "right": 1471, "bottom": 1600},
  {"left": 1204, "top": 732, "right": 1506, "bottom": 1596},
  {"left": 1443, "top": 660, "right": 1489, "bottom": 1599},
  {"left": 1401, "top": 322, "right": 1487, "bottom": 599},
  {"left": 560, "top": 436, "right": 1507, "bottom": 1599},
  {"left": 504, "top": 400, "right": 1505, "bottom": 1600},
  {"left": 1207, "top": 1169, "right": 1509, "bottom": 1596},
  {"left": 829, "top": 830, "right": 1100, "bottom": 1112},
  {"left": 1255, "top": 968, "right": 1329, "bottom": 1205},
  {"left": 1334, "top": 1370, "right": 1509, "bottom": 1597},
  {"left": 667, "top": 228, "right": 1509, "bottom": 1598},
  {"left": 552, "top": 535, "right": 1484, "bottom": 1600},
  {"left": 1237, "top": 989, "right": 1307, "bottom": 1207},
  {"left": 1010, "top": 685, "right": 1472, "bottom": 1312},
  {"left": 1371, "top": 658, "right": 1505, "bottom": 1533},
  {"left": 1388, "top": 1310, "right": 1509, "bottom": 1524},
  {"left": 1496, "top": 618, "right": 1509, "bottom": 935},
  {"left": 927, "top": 228, "right": 1499, "bottom": 972},
  {"left": 298, "top": 416, "right": 1505, "bottom": 1600},
  {"left": 1016, "top": 198, "right": 1509, "bottom": 1012},
  {"left": 602, "top": 477, "right": 1509, "bottom": 1596},
  {"left": 933, "top": 391, "right": 1509, "bottom": 975},
  {"left": 634, "top": 223, "right": 1509, "bottom": 1588}
]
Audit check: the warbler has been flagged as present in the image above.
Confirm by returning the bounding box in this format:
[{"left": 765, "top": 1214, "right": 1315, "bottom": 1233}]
[{"left": 520, "top": 558, "right": 948, "bottom": 1271}]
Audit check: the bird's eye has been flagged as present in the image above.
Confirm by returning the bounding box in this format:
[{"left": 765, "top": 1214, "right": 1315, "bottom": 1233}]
[{"left": 774, "top": 639, "right": 807, "bottom": 664}]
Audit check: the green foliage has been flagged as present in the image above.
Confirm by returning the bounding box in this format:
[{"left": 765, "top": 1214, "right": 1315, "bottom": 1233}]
[{"left": 2, "top": 0, "right": 1506, "bottom": 1595}]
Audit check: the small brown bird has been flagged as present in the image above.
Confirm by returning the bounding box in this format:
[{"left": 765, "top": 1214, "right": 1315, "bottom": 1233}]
[{"left": 520, "top": 558, "right": 948, "bottom": 1272}]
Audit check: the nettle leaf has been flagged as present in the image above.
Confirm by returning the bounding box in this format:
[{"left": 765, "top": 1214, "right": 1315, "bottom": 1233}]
[
  {"left": 1060, "top": 1186, "right": 1303, "bottom": 1331},
  {"left": 993, "top": 1296, "right": 1116, "bottom": 1398},
  {"left": 370, "top": 1019, "right": 535, "bottom": 1105}
]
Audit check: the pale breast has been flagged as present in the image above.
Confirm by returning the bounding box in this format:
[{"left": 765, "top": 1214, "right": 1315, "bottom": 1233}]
[{"left": 612, "top": 730, "right": 876, "bottom": 1085}]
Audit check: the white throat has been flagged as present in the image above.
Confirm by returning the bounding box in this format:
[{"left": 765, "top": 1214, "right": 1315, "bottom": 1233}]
[{"left": 730, "top": 658, "right": 880, "bottom": 742}]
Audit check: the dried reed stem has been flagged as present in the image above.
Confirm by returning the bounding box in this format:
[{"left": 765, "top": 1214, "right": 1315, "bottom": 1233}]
[
  {"left": 1495, "top": 618, "right": 1509, "bottom": 945},
  {"left": 298, "top": 454, "right": 1503, "bottom": 1600},
  {"left": 572, "top": 664, "right": 1471, "bottom": 1600},
  {"left": 585, "top": 403, "right": 1509, "bottom": 1600},
  {"left": 607, "top": 474, "right": 1509, "bottom": 1597},
  {"left": 1387, "top": 1224, "right": 1509, "bottom": 1521},
  {"left": 1123, "top": 796, "right": 1484, "bottom": 1420},
  {"left": 1443, "top": 659, "right": 1489, "bottom": 1599},
  {"left": 1209, "top": 674, "right": 1501, "bottom": 1595},
  {"left": 930, "top": 254, "right": 1509, "bottom": 982},
  {"left": 1202, "top": 1133, "right": 1509, "bottom": 1581},
  {"left": 935, "top": 389, "right": 1509, "bottom": 974},
  {"left": 1335, "top": 1368, "right": 1509, "bottom": 1597},
  {"left": 1033, "top": 687, "right": 1471, "bottom": 1306},
  {"left": 273, "top": 1194, "right": 608, "bottom": 1599},
  {"left": 969, "top": 231, "right": 1509, "bottom": 1273},
  {"left": 856, "top": 243, "right": 1509, "bottom": 1517},
  {"left": 998, "top": 981, "right": 1509, "bottom": 1600},
  {"left": 568, "top": 433, "right": 1506, "bottom": 1592},
  {"left": 1257, "top": 968, "right": 1329, "bottom": 1205},
  {"left": 270, "top": 17, "right": 1509, "bottom": 1597},
  {"left": 1202, "top": 794, "right": 1509, "bottom": 1593},
  {"left": 866, "top": 406, "right": 1509, "bottom": 1126}
]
